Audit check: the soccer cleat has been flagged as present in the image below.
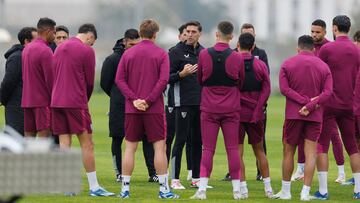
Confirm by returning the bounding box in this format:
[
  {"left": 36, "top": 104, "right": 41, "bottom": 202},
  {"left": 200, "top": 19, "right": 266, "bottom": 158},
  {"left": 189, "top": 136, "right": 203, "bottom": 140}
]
[
  {"left": 187, "top": 170, "right": 193, "bottom": 181},
  {"left": 310, "top": 191, "right": 328, "bottom": 200},
  {"left": 148, "top": 175, "right": 159, "bottom": 183},
  {"left": 118, "top": 190, "right": 130, "bottom": 198},
  {"left": 190, "top": 180, "right": 213, "bottom": 189},
  {"left": 342, "top": 177, "right": 355, "bottom": 186},
  {"left": 265, "top": 190, "right": 275, "bottom": 199},
  {"left": 171, "top": 179, "right": 186, "bottom": 190},
  {"left": 354, "top": 192, "right": 360, "bottom": 199},
  {"left": 238, "top": 190, "right": 249, "bottom": 200},
  {"left": 222, "top": 173, "right": 231, "bottom": 181},
  {"left": 116, "top": 174, "right": 122, "bottom": 182},
  {"left": 256, "top": 174, "right": 263, "bottom": 181},
  {"left": 273, "top": 191, "right": 292, "bottom": 200},
  {"left": 89, "top": 187, "right": 115, "bottom": 197},
  {"left": 300, "top": 194, "right": 311, "bottom": 201},
  {"left": 190, "top": 190, "right": 206, "bottom": 200},
  {"left": 159, "top": 191, "right": 180, "bottom": 199},
  {"left": 335, "top": 173, "right": 345, "bottom": 184},
  {"left": 291, "top": 170, "right": 304, "bottom": 181}
]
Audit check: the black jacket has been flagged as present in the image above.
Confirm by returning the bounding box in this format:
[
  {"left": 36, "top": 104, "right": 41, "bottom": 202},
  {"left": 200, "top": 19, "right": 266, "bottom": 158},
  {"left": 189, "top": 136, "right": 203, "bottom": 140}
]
[
  {"left": 252, "top": 46, "right": 269, "bottom": 73},
  {"left": 100, "top": 39, "right": 126, "bottom": 137},
  {"left": 0, "top": 44, "right": 24, "bottom": 106},
  {"left": 168, "top": 41, "right": 204, "bottom": 107}
]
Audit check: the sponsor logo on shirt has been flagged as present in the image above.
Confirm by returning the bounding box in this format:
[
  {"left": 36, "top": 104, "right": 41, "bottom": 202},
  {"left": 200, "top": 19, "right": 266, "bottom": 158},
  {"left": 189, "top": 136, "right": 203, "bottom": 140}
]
[
  {"left": 184, "top": 54, "right": 190, "bottom": 58},
  {"left": 181, "top": 112, "right": 187, "bottom": 118}
]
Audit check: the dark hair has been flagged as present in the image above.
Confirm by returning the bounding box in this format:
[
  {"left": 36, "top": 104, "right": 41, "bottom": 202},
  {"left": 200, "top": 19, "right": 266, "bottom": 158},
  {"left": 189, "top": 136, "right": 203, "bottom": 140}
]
[
  {"left": 241, "top": 23, "right": 254, "bottom": 32},
  {"left": 217, "top": 21, "right": 234, "bottom": 36},
  {"left": 298, "top": 35, "right": 314, "bottom": 50},
  {"left": 354, "top": 30, "right": 360, "bottom": 42},
  {"left": 37, "top": 17, "right": 56, "bottom": 32},
  {"left": 238, "top": 33, "right": 255, "bottom": 51},
  {"left": 56, "top": 25, "right": 69, "bottom": 35},
  {"left": 333, "top": 15, "right": 351, "bottom": 33},
  {"left": 178, "top": 24, "right": 186, "bottom": 35},
  {"left": 124, "top": 28, "right": 139, "bottom": 39},
  {"left": 78, "top": 23, "right": 97, "bottom": 39},
  {"left": 312, "top": 19, "right": 326, "bottom": 29},
  {"left": 139, "top": 19, "right": 159, "bottom": 39},
  {"left": 18, "top": 27, "right": 37, "bottom": 45},
  {"left": 185, "top": 20, "right": 202, "bottom": 32}
]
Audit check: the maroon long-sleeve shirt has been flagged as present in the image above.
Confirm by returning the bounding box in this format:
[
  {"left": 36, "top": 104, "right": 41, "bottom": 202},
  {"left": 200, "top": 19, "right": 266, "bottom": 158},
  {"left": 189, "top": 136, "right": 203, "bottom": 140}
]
[
  {"left": 197, "top": 42, "right": 244, "bottom": 114},
  {"left": 352, "top": 48, "right": 360, "bottom": 116},
  {"left": 240, "top": 52, "right": 271, "bottom": 123},
  {"left": 21, "top": 38, "right": 54, "bottom": 108},
  {"left": 314, "top": 38, "right": 329, "bottom": 57},
  {"left": 51, "top": 37, "right": 95, "bottom": 109},
  {"left": 115, "top": 40, "right": 169, "bottom": 114},
  {"left": 279, "top": 51, "right": 333, "bottom": 122},
  {"left": 319, "top": 36, "right": 359, "bottom": 110}
]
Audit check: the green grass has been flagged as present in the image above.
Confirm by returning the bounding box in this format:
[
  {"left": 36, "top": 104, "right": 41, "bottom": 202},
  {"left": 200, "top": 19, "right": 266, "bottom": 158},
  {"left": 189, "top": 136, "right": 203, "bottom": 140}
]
[{"left": 0, "top": 94, "right": 357, "bottom": 202}]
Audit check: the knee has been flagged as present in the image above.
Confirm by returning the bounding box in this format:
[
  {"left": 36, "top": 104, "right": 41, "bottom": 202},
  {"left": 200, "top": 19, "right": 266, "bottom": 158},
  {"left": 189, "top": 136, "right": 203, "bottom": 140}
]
[{"left": 82, "top": 140, "right": 94, "bottom": 152}]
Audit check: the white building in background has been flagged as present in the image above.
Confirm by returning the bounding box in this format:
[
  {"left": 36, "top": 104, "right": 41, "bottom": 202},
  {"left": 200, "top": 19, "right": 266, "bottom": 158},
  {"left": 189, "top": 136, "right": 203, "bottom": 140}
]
[{"left": 225, "top": 0, "right": 358, "bottom": 42}]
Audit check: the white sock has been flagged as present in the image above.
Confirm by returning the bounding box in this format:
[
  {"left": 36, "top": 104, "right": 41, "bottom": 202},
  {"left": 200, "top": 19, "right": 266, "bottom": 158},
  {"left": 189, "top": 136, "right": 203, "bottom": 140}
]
[
  {"left": 158, "top": 174, "right": 170, "bottom": 193},
  {"left": 192, "top": 178, "right": 200, "bottom": 182},
  {"left": 240, "top": 181, "right": 248, "bottom": 194},
  {"left": 232, "top": 179, "right": 240, "bottom": 192},
  {"left": 338, "top": 165, "right": 345, "bottom": 176},
  {"left": 188, "top": 170, "right": 192, "bottom": 175},
  {"left": 301, "top": 185, "right": 311, "bottom": 197},
  {"left": 122, "top": 175, "right": 131, "bottom": 193},
  {"left": 353, "top": 173, "right": 360, "bottom": 193},
  {"left": 298, "top": 163, "right": 305, "bottom": 172},
  {"left": 86, "top": 171, "right": 100, "bottom": 191},
  {"left": 281, "top": 180, "right": 291, "bottom": 195},
  {"left": 318, "top": 171, "right": 328, "bottom": 195},
  {"left": 263, "top": 177, "right": 272, "bottom": 192},
  {"left": 199, "top": 177, "right": 209, "bottom": 191}
]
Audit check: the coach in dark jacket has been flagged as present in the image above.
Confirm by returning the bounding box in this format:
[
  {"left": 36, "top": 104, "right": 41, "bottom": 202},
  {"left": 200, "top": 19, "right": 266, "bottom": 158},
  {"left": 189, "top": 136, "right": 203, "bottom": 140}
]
[
  {"left": 100, "top": 29, "right": 158, "bottom": 182},
  {"left": 0, "top": 27, "right": 37, "bottom": 136}
]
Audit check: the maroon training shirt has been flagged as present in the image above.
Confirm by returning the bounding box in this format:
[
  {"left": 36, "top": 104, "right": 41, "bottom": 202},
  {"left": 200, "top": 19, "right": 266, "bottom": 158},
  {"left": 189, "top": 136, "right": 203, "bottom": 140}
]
[
  {"left": 319, "top": 36, "right": 359, "bottom": 110},
  {"left": 240, "top": 52, "right": 271, "bottom": 123},
  {"left": 353, "top": 48, "right": 360, "bottom": 116},
  {"left": 279, "top": 51, "right": 333, "bottom": 122},
  {"left": 197, "top": 42, "right": 244, "bottom": 114},
  {"left": 314, "top": 38, "right": 329, "bottom": 57},
  {"left": 115, "top": 40, "right": 169, "bottom": 114},
  {"left": 51, "top": 37, "right": 95, "bottom": 109},
  {"left": 21, "top": 38, "right": 54, "bottom": 108}
]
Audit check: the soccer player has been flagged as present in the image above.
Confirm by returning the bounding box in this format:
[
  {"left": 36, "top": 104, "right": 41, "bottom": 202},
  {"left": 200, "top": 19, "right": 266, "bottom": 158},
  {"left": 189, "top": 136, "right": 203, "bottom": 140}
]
[
  {"left": 100, "top": 29, "right": 158, "bottom": 183},
  {"left": 115, "top": 19, "right": 179, "bottom": 199},
  {"left": 354, "top": 30, "right": 360, "bottom": 48},
  {"left": 51, "top": 23, "right": 114, "bottom": 197},
  {"left": 314, "top": 15, "right": 360, "bottom": 200},
  {"left": 236, "top": 33, "right": 272, "bottom": 199},
  {"left": 0, "top": 27, "right": 37, "bottom": 136},
  {"left": 191, "top": 21, "right": 244, "bottom": 200},
  {"left": 168, "top": 20, "right": 204, "bottom": 189},
  {"left": 292, "top": 19, "right": 346, "bottom": 184},
  {"left": 275, "top": 35, "right": 333, "bottom": 201},
  {"left": 21, "top": 17, "right": 55, "bottom": 138}
]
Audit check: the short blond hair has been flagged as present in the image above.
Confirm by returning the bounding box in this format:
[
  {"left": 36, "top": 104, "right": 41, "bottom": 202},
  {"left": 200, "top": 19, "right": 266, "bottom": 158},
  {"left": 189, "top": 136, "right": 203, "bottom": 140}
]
[{"left": 139, "top": 19, "right": 159, "bottom": 39}]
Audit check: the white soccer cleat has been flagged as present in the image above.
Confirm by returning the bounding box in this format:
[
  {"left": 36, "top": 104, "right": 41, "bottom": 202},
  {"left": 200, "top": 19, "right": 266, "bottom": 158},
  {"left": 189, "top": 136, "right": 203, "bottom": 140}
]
[
  {"left": 171, "top": 179, "right": 186, "bottom": 190},
  {"left": 190, "top": 190, "right": 206, "bottom": 200},
  {"left": 265, "top": 190, "right": 275, "bottom": 199},
  {"left": 291, "top": 170, "right": 304, "bottom": 181},
  {"left": 273, "top": 191, "right": 292, "bottom": 200},
  {"left": 335, "top": 173, "right": 346, "bottom": 184},
  {"left": 300, "top": 194, "right": 311, "bottom": 201}
]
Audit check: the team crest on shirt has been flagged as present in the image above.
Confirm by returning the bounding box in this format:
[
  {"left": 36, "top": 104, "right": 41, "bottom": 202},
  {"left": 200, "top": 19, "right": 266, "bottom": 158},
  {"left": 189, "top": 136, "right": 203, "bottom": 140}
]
[
  {"left": 184, "top": 54, "right": 190, "bottom": 58},
  {"left": 168, "top": 107, "right": 174, "bottom": 113},
  {"left": 181, "top": 112, "right": 187, "bottom": 118}
]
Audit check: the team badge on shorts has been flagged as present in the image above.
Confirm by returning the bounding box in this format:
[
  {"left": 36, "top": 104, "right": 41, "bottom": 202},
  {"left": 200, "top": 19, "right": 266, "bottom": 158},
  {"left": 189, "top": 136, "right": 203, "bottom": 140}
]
[{"left": 181, "top": 112, "right": 187, "bottom": 118}]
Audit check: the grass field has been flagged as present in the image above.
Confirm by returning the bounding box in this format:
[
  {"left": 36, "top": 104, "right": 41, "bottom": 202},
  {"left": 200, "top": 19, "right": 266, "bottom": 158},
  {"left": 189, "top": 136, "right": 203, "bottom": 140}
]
[{"left": 0, "top": 93, "right": 357, "bottom": 202}]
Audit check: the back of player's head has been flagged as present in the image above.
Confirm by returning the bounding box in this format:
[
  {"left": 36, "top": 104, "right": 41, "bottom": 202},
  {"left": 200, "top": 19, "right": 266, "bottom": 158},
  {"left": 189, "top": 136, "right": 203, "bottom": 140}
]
[
  {"left": 37, "top": 17, "right": 56, "bottom": 33},
  {"left": 178, "top": 24, "right": 186, "bottom": 35},
  {"left": 139, "top": 19, "right": 159, "bottom": 39},
  {"left": 18, "top": 27, "right": 37, "bottom": 45},
  {"left": 333, "top": 15, "right": 351, "bottom": 33},
  {"left": 312, "top": 19, "right": 326, "bottom": 29},
  {"left": 124, "top": 29, "right": 139, "bottom": 40},
  {"left": 78, "top": 23, "right": 97, "bottom": 39},
  {"left": 56, "top": 25, "right": 69, "bottom": 35},
  {"left": 238, "top": 32, "right": 255, "bottom": 51},
  {"left": 354, "top": 30, "right": 360, "bottom": 42},
  {"left": 298, "top": 35, "right": 314, "bottom": 50},
  {"left": 185, "top": 20, "right": 202, "bottom": 32},
  {"left": 217, "top": 21, "right": 234, "bottom": 40}
]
